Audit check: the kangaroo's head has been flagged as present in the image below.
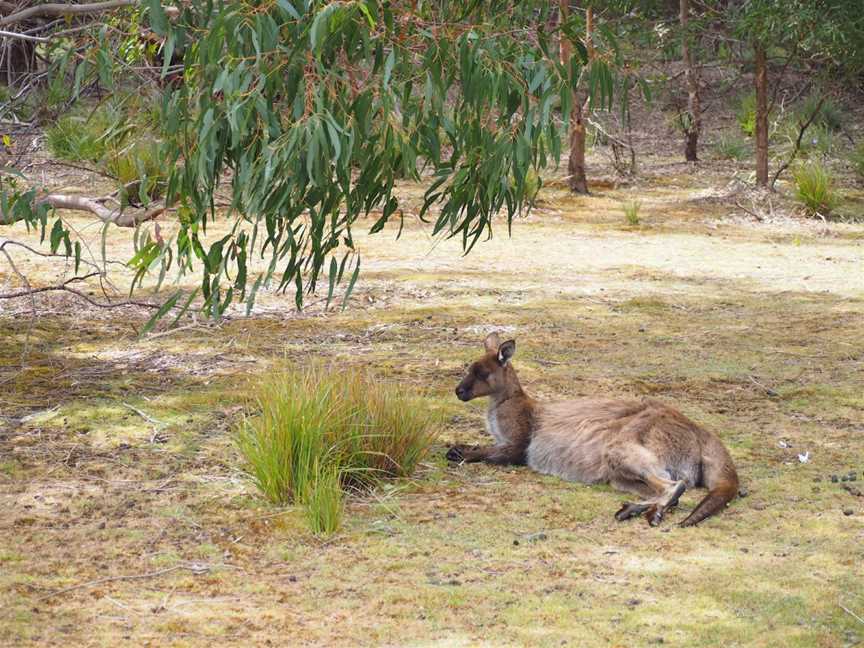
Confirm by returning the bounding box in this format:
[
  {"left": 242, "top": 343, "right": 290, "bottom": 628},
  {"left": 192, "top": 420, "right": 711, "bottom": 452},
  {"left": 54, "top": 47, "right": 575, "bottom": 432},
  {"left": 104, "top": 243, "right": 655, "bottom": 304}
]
[{"left": 455, "top": 332, "right": 517, "bottom": 402}]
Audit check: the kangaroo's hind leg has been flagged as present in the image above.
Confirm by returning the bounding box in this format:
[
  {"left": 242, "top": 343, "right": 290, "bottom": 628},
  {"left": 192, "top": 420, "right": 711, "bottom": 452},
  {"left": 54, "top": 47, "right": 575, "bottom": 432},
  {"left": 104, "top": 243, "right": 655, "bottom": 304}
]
[{"left": 609, "top": 445, "right": 687, "bottom": 526}]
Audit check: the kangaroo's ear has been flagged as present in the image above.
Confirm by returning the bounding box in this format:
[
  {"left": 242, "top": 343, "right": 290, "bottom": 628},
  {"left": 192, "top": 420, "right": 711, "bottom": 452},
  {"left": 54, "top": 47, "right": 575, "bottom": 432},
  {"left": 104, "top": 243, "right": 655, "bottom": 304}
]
[
  {"left": 483, "top": 332, "right": 502, "bottom": 353},
  {"left": 497, "top": 340, "right": 516, "bottom": 365}
]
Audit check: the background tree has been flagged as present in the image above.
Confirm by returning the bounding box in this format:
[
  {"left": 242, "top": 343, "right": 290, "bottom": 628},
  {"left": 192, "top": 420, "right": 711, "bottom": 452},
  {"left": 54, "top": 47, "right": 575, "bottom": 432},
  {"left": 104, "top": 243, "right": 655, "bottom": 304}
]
[
  {"left": 679, "top": 0, "right": 701, "bottom": 161},
  {"left": 732, "top": 0, "right": 864, "bottom": 186}
]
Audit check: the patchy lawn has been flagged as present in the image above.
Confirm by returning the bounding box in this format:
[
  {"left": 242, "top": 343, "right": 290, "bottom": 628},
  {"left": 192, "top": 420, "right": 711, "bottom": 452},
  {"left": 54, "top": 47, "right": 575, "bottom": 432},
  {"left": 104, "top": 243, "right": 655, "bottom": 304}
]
[{"left": 2, "top": 163, "right": 864, "bottom": 647}]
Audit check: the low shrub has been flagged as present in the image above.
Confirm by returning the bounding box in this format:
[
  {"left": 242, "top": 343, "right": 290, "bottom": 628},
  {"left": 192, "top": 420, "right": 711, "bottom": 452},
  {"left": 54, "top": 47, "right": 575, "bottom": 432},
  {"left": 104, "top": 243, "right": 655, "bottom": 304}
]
[{"left": 235, "top": 365, "right": 438, "bottom": 534}]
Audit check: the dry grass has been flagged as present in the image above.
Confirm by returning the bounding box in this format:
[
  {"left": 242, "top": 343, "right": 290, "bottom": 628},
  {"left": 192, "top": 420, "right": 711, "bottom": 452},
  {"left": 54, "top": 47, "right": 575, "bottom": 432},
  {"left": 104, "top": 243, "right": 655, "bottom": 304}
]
[{"left": 2, "top": 157, "right": 864, "bottom": 646}]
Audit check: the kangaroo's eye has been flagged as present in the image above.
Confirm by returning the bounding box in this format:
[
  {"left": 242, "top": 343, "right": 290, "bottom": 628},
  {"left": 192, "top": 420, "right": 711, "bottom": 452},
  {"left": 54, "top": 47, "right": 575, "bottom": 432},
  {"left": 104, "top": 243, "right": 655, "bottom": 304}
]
[{"left": 475, "top": 369, "right": 489, "bottom": 381}]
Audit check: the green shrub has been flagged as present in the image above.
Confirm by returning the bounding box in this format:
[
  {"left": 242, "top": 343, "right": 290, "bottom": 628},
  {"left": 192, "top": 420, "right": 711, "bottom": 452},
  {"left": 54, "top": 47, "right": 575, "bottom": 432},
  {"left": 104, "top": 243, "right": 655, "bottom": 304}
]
[
  {"left": 850, "top": 144, "right": 864, "bottom": 179},
  {"left": 235, "top": 365, "right": 438, "bottom": 534},
  {"left": 713, "top": 134, "right": 750, "bottom": 161},
  {"left": 737, "top": 93, "right": 757, "bottom": 137},
  {"left": 623, "top": 200, "right": 641, "bottom": 226},
  {"left": 793, "top": 161, "right": 840, "bottom": 216}
]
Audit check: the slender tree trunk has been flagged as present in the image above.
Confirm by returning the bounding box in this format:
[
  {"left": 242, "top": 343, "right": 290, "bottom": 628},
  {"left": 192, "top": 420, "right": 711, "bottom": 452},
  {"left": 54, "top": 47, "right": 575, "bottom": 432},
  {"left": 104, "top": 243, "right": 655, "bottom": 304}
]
[
  {"left": 754, "top": 42, "right": 769, "bottom": 186},
  {"left": 680, "top": 0, "right": 701, "bottom": 162},
  {"left": 560, "top": 0, "right": 589, "bottom": 194}
]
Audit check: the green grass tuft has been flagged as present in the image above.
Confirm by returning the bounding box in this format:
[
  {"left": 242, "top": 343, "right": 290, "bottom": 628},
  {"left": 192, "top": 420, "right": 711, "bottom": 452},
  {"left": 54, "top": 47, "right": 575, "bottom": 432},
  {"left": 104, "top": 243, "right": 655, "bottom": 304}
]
[
  {"left": 713, "top": 134, "right": 750, "bottom": 161},
  {"left": 623, "top": 200, "right": 641, "bottom": 226},
  {"left": 792, "top": 161, "right": 840, "bottom": 216},
  {"left": 235, "top": 365, "right": 438, "bottom": 534},
  {"left": 736, "top": 93, "right": 757, "bottom": 137},
  {"left": 850, "top": 144, "right": 864, "bottom": 179},
  {"left": 104, "top": 138, "right": 166, "bottom": 203},
  {"left": 794, "top": 93, "right": 843, "bottom": 133},
  {"left": 45, "top": 114, "right": 112, "bottom": 163},
  {"left": 303, "top": 460, "right": 343, "bottom": 535}
]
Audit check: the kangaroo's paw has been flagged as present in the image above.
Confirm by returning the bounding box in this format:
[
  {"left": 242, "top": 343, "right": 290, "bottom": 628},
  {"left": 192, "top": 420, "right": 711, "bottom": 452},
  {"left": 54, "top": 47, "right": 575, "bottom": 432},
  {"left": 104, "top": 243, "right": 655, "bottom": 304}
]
[
  {"left": 615, "top": 501, "right": 649, "bottom": 521},
  {"left": 644, "top": 504, "right": 665, "bottom": 527},
  {"left": 445, "top": 444, "right": 474, "bottom": 462}
]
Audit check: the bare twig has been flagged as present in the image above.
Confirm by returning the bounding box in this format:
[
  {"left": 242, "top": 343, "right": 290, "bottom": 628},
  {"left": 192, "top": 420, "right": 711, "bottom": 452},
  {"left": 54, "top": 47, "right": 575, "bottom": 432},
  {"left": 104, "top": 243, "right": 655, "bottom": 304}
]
[
  {"left": 735, "top": 199, "right": 764, "bottom": 222},
  {"left": 145, "top": 323, "right": 204, "bottom": 340},
  {"left": 0, "top": 1, "right": 137, "bottom": 26},
  {"left": 0, "top": 29, "right": 49, "bottom": 43},
  {"left": 7, "top": 562, "right": 224, "bottom": 612},
  {"left": 122, "top": 402, "right": 165, "bottom": 428},
  {"left": 840, "top": 602, "right": 864, "bottom": 626},
  {"left": 770, "top": 95, "right": 827, "bottom": 189},
  {"left": 748, "top": 375, "right": 778, "bottom": 397}
]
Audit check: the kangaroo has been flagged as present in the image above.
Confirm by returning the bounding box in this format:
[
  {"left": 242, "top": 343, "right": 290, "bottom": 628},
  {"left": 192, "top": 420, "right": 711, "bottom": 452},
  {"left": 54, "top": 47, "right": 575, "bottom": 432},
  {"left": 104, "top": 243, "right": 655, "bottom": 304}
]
[{"left": 448, "top": 332, "right": 739, "bottom": 527}]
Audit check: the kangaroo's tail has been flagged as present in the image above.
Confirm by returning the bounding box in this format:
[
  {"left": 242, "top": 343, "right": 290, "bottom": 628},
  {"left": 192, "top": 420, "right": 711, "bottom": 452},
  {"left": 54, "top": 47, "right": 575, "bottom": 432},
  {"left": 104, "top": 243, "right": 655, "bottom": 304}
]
[{"left": 680, "top": 438, "right": 739, "bottom": 527}]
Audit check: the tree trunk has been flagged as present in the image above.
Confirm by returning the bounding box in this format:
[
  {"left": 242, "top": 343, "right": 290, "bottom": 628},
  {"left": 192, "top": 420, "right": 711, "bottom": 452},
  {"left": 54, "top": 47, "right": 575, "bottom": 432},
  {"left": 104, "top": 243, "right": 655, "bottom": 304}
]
[
  {"left": 559, "top": 0, "right": 589, "bottom": 195},
  {"left": 680, "top": 0, "right": 700, "bottom": 162},
  {"left": 754, "top": 42, "right": 769, "bottom": 186}
]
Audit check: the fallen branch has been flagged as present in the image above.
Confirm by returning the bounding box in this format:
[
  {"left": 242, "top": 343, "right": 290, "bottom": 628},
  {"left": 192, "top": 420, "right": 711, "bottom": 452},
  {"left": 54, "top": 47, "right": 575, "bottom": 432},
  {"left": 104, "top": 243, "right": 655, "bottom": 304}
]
[
  {"left": 0, "top": 274, "right": 162, "bottom": 310},
  {"left": 0, "top": 271, "right": 100, "bottom": 300},
  {"left": 37, "top": 193, "right": 165, "bottom": 227},
  {"left": 1, "top": 193, "right": 167, "bottom": 227}
]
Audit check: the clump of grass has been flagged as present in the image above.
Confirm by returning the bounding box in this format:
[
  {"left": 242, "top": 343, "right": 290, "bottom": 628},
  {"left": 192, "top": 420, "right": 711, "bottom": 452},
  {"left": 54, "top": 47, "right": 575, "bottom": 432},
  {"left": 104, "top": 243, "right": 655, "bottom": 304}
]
[
  {"left": 792, "top": 161, "right": 839, "bottom": 216},
  {"left": 509, "top": 167, "right": 541, "bottom": 204},
  {"left": 713, "top": 134, "right": 749, "bottom": 161},
  {"left": 622, "top": 200, "right": 641, "bottom": 226},
  {"left": 45, "top": 100, "right": 166, "bottom": 203},
  {"left": 779, "top": 121, "right": 834, "bottom": 157},
  {"left": 794, "top": 93, "right": 843, "bottom": 133},
  {"left": 303, "top": 461, "right": 343, "bottom": 535},
  {"left": 104, "top": 139, "right": 166, "bottom": 203},
  {"left": 850, "top": 144, "right": 864, "bottom": 179},
  {"left": 45, "top": 113, "right": 112, "bottom": 163},
  {"left": 235, "top": 365, "right": 438, "bottom": 534},
  {"left": 737, "top": 93, "right": 757, "bottom": 137}
]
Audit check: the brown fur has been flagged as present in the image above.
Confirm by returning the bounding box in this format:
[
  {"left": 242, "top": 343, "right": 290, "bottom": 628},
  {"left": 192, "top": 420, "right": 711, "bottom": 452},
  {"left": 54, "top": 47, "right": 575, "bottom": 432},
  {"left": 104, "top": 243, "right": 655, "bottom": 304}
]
[{"left": 450, "top": 333, "right": 740, "bottom": 527}]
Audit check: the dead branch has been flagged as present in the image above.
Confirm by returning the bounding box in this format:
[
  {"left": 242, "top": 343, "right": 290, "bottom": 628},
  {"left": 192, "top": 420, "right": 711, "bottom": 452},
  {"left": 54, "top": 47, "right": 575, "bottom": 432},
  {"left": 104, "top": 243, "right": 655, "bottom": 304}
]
[
  {"left": 0, "top": 282, "right": 163, "bottom": 309},
  {"left": 0, "top": 270, "right": 100, "bottom": 299},
  {"left": 0, "top": 1, "right": 181, "bottom": 26},
  {"left": 0, "top": 29, "right": 49, "bottom": 43},
  {"left": 1, "top": 193, "right": 167, "bottom": 227},
  {"left": 0, "top": 1, "right": 136, "bottom": 26},
  {"left": 769, "top": 95, "right": 826, "bottom": 190}
]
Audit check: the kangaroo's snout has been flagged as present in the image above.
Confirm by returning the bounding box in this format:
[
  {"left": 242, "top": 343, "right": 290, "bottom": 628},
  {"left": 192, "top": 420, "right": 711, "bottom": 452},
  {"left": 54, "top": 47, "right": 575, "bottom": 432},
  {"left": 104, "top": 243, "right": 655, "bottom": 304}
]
[{"left": 455, "top": 384, "right": 471, "bottom": 401}]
